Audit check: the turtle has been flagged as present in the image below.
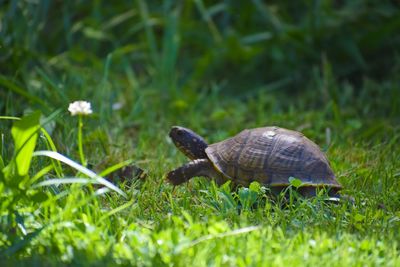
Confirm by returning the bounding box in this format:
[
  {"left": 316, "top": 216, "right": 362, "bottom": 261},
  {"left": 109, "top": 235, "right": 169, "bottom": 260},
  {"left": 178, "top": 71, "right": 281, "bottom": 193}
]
[{"left": 166, "top": 126, "right": 342, "bottom": 197}]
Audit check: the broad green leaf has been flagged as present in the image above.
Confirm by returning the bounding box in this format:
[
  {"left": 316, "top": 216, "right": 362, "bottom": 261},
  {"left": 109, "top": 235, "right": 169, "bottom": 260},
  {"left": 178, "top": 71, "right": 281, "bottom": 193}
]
[
  {"left": 249, "top": 181, "right": 261, "bottom": 193},
  {"left": 354, "top": 213, "right": 366, "bottom": 222},
  {"left": 11, "top": 111, "right": 41, "bottom": 176},
  {"left": 288, "top": 177, "right": 303, "bottom": 188},
  {"left": 238, "top": 187, "right": 258, "bottom": 209}
]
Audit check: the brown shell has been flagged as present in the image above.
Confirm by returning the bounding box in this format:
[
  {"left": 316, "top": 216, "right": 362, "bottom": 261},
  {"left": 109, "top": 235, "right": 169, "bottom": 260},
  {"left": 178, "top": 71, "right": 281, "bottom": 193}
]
[{"left": 205, "top": 127, "right": 341, "bottom": 188}]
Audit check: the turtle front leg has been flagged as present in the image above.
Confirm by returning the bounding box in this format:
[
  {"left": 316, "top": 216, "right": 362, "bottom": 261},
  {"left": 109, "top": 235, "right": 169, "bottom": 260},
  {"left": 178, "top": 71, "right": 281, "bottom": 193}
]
[{"left": 166, "top": 159, "right": 225, "bottom": 185}]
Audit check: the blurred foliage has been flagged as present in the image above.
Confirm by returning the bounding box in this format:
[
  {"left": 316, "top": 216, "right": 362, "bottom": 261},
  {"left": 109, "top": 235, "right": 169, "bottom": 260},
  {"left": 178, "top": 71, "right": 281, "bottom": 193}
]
[{"left": 1, "top": 0, "right": 399, "bottom": 95}]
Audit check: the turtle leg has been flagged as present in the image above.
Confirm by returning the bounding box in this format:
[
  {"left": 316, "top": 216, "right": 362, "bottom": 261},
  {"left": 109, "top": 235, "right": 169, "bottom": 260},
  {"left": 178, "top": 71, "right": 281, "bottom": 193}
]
[{"left": 166, "top": 159, "right": 224, "bottom": 185}]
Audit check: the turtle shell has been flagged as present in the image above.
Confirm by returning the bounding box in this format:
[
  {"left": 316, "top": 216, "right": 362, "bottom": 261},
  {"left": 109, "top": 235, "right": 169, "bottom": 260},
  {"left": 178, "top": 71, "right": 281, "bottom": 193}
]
[{"left": 205, "top": 127, "right": 341, "bottom": 188}]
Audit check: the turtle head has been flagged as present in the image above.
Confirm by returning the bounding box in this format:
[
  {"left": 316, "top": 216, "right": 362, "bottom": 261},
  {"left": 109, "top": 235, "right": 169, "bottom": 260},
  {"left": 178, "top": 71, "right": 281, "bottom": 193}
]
[{"left": 169, "top": 126, "right": 208, "bottom": 159}]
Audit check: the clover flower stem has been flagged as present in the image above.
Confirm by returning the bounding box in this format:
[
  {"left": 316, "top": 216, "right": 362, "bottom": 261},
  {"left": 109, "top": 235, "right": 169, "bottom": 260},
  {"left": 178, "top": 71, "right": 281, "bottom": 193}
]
[{"left": 78, "top": 115, "right": 86, "bottom": 167}]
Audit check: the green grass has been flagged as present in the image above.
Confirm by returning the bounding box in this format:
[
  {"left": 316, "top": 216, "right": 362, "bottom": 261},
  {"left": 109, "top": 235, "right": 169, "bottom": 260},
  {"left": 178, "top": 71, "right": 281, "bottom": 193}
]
[
  {"left": 1, "top": 1, "right": 400, "bottom": 266},
  {"left": 1, "top": 79, "right": 399, "bottom": 266}
]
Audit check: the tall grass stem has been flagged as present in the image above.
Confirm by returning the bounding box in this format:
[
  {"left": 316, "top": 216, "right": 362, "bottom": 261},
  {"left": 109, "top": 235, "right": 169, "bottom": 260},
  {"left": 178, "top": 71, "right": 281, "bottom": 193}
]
[{"left": 78, "top": 115, "right": 86, "bottom": 167}]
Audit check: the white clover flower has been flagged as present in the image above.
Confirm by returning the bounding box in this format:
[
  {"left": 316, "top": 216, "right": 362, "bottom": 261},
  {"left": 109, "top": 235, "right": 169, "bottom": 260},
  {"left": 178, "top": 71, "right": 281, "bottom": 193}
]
[{"left": 68, "top": 100, "right": 93, "bottom": 116}]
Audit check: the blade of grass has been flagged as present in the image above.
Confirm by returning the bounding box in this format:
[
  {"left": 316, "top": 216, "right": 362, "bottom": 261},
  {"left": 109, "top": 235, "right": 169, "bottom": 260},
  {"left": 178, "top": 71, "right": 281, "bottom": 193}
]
[
  {"left": 175, "top": 225, "right": 261, "bottom": 252},
  {"left": 0, "top": 75, "right": 49, "bottom": 110},
  {"left": 98, "top": 159, "right": 135, "bottom": 177},
  {"left": 30, "top": 164, "right": 54, "bottom": 184},
  {"left": 137, "top": 0, "right": 159, "bottom": 65},
  {"left": 34, "top": 177, "right": 100, "bottom": 187},
  {"left": 32, "top": 150, "right": 127, "bottom": 198},
  {"left": 99, "top": 199, "right": 135, "bottom": 222},
  {"left": 40, "top": 128, "right": 64, "bottom": 177},
  {"left": 251, "top": 0, "right": 282, "bottom": 32},
  {"left": 194, "top": 0, "right": 222, "bottom": 43},
  {"left": 0, "top": 116, "right": 21, "bottom": 120},
  {"left": 35, "top": 67, "right": 68, "bottom": 102},
  {"left": 0, "top": 227, "right": 45, "bottom": 257},
  {"left": 160, "top": 1, "right": 180, "bottom": 92}
]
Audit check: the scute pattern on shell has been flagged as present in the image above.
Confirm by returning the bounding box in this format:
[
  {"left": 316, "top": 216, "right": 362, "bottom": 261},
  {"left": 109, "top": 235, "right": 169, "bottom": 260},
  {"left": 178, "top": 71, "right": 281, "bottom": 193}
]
[{"left": 205, "top": 127, "right": 341, "bottom": 188}]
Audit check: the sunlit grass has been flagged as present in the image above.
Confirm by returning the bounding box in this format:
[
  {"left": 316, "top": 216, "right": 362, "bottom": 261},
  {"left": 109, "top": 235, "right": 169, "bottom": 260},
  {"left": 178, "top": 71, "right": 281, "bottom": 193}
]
[{"left": 1, "top": 79, "right": 399, "bottom": 265}]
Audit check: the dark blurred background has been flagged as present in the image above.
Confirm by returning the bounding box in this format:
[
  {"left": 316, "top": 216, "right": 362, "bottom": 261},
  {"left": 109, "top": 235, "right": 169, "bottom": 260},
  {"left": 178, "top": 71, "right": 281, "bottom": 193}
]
[{"left": 1, "top": 0, "right": 399, "bottom": 114}]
